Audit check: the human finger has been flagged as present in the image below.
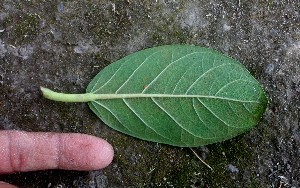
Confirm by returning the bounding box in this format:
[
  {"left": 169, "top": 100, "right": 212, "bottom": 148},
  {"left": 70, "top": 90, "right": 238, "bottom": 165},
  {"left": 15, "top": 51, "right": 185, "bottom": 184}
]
[{"left": 0, "top": 130, "right": 114, "bottom": 174}]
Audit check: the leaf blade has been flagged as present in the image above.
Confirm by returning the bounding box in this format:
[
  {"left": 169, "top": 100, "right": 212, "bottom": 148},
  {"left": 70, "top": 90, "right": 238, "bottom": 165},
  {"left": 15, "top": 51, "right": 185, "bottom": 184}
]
[{"left": 87, "top": 45, "right": 267, "bottom": 147}]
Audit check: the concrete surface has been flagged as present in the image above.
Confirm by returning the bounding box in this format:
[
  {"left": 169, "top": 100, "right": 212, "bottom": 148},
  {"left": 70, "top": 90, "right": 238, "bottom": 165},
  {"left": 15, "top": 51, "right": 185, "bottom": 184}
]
[{"left": 0, "top": 0, "right": 299, "bottom": 187}]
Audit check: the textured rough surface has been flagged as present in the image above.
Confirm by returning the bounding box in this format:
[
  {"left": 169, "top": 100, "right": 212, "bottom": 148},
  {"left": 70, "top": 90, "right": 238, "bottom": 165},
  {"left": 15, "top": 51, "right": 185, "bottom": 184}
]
[{"left": 0, "top": 1, "right": 299, "bottom": 187}]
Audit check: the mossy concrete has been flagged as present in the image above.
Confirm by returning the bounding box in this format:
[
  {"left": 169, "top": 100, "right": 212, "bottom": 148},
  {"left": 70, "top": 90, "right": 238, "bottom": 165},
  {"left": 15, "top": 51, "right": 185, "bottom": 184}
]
[{"left": 0, "top": 1, "right": 299, "bottom": 187}]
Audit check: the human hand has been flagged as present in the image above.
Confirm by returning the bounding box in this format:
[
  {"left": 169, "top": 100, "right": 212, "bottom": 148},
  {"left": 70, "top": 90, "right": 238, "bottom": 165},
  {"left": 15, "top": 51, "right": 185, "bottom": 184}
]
[{"left": 0, "top": 130, "right": 114, "bottom": 188}]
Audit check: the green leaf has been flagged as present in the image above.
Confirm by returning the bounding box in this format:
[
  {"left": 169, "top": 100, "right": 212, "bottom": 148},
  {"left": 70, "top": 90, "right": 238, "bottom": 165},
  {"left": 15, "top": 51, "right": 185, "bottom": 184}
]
[{"left": 41, "top": 45, "right": 267, "bottom": 147}]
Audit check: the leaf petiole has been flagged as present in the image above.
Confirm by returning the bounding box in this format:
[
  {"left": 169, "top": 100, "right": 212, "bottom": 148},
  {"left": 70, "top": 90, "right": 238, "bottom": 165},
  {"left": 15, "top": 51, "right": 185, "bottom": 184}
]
[{"left": 41, "top": 87, "right": 95, "bottom": 102}]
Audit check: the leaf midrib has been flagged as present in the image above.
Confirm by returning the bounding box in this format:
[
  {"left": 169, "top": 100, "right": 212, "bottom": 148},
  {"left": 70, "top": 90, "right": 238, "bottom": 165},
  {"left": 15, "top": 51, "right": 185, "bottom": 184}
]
[{"left": 89, "top": 93, "right": 259, "bottom": 103}]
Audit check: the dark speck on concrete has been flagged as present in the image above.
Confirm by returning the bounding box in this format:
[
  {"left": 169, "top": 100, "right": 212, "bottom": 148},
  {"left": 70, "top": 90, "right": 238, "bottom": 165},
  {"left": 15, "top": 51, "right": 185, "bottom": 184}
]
[{"left": 0, "top": 0, "right": 300, "bottom": 187}]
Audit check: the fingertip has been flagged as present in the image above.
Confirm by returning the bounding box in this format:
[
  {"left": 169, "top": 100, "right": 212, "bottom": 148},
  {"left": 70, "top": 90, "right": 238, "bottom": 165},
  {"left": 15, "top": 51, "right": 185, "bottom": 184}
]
[
  {"left": 59, "top": 133, "right": 114, "bottom": 171},
  {"left": 93, "top": 138, "right": 114, "bottom": 169}
]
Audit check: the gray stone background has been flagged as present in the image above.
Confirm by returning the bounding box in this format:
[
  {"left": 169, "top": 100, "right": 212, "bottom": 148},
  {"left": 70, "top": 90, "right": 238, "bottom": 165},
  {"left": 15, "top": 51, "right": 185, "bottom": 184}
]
[{"left": 0, "top": 0, "right": 299, "bottom": 187}]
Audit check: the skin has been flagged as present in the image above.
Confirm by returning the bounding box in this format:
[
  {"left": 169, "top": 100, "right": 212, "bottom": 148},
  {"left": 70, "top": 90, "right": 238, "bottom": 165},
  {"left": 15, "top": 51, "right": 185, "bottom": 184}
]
[{"left": 0, "top": 130, "right": 114, "bottom": 188}]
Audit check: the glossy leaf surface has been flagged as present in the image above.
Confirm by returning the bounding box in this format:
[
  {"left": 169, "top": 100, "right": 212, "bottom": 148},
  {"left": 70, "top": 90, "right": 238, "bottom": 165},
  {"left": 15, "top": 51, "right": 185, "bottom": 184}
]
[{"left": 86, "top": 45, "right": 267, "bottom": 147}]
